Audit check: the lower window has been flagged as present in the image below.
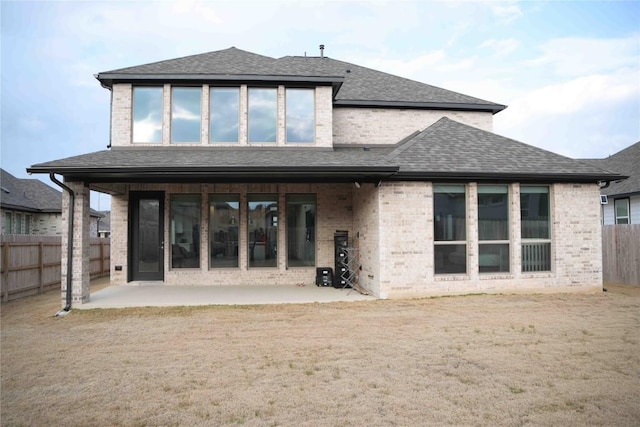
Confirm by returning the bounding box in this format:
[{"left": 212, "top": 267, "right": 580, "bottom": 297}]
[
  {"left": 209, "top": 194, "right": 239, "bottom": 268},
  {"left": 286, "top": 195, "right": 316, "bottom": 267},
  {"left": 248, "top": 194, "right": 278, "bottom": 268},
  {"left": 434, "top": 185, "right": 467, "bottom": 274},
  {"left": 170, "top": 194, "right": 201, "bottom": 269},
  {"left": 520, "top": 186, "right": 551, "bottom": 272}
]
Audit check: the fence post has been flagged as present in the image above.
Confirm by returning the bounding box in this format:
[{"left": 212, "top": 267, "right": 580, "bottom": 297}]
[
  {"left": 2, "top": 242, "right": 9, "bottom": 302},
  {"left": 100, "top": 239, "right": 105, "bottom": 276},
  {"left": 38, "top": 242, "right": 44, "bottom": 294}
]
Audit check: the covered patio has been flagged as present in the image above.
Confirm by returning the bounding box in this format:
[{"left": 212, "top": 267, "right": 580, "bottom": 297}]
[{"left": 77, "top": 277, "right": 376, "bottom": 309}]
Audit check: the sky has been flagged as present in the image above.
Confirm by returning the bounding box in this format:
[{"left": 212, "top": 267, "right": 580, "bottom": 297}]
[{"left": 1, "top": 0, "right": 639, "bottom": 210}]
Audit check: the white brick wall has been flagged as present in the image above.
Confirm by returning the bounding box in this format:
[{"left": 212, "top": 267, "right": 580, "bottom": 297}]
[
  {"left": 60, "top": 181, "right": 91, "bottom": 307},
  {"left": 369, "top": 182, "right": 603, "bottom": 298},
  {"left": 333, "top": 108, "right": 493, "bottom": 145},
  {"left": 103, "top": 181, "right": 603, "bottom": 298}
]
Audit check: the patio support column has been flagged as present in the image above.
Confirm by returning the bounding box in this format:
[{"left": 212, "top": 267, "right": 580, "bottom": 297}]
[{"left": 60, "top": 180, "right": 91, "bottom": 307}]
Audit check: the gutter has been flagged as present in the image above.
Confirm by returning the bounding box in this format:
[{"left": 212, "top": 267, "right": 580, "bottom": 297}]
[{"left": 48, "top": 173, "right": 74, "bottom": 315}]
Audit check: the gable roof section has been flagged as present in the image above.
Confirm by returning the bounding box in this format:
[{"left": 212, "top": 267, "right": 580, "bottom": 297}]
[
  {"left": 582, "top": 141, "right": 639, "bottom": 197},
  {"left": 27, "top": 119, "right": 622, "bottom": 185},
  {"left": 97, "top": 47, "right": 505, "bottom": 113},
  {"left": 384, "top": 118, "right": 621, "bottom": 182}
]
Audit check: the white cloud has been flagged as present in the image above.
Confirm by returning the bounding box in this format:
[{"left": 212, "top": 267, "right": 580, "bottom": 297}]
[
  {"left": 497, "top": 68, "right": 640, "bottom": 130},
  {"left": 491, "top": 1, "right": 523, "bottom": 23},
  {"left": 479, "top": 38, "right": 520, "bottom": 57},
  {"left": 526, "top": 34, "right": 640, "bottom": 77}
]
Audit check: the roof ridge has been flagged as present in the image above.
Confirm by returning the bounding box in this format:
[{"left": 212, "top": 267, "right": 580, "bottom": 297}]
[
  {"left": 384, "top": 117, "right": 450, "bottom": 161},
  {"left": 100, "top": 47, "right": 276, "bottom": 74}
]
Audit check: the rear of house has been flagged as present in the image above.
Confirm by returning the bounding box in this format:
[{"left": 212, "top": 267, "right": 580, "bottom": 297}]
[{"left": 27, "top": 47, "right": 623, "bottom": 307}]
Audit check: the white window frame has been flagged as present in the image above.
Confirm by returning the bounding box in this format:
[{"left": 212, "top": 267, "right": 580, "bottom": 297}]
[
  {"left": 614, "top": 198, "right": 630, "bottom": 224},
  {"left": 477, "top": 184, "right": 510, "bottom": 273}
]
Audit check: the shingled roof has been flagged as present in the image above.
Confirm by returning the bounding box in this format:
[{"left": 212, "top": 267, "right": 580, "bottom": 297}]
[
  {"left": 1, "top": 169, "right": 102, "bottom": 216},
  {"left": 1, "top": 169, "right": 63, "bottom": 212},
  {"left": 583, "top": 141, "right": 639, "bottom": 197},
  {"left": 386, "top": 118, "right": 619, "bottom": 181},
  {"left": 27, "top": 119, "right": 622, "bottom": 184},
  {"left": 97, "top": 47, "right": 505, "bottom": 113}
]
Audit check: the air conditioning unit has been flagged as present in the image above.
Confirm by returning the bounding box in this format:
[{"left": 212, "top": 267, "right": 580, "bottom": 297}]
[{"left": 600, "top": 195, "right": 608, "bottom": 205}]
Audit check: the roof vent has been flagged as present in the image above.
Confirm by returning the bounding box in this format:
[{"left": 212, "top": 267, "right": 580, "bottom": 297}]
[
  {"left": 1, "top": 186, "right": 9, "bottom": 194},
  {"left": 363, "top": 146, "right": 371, "bottom": 151},
  {"left": 319, "top": 44, "right": 325, "bottom": 58},
  {"left": 346, "top": 69, "right": 351, "bottom": 73}
]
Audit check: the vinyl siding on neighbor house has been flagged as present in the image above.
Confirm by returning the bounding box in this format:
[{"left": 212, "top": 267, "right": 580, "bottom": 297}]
[{"left": 602, "top": 195, "right": 640, "bottom": 225}]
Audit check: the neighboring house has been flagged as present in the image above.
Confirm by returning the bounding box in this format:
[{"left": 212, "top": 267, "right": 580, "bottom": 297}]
[
  {"left": 96, "top": 210, "right": 111, "bottom": 238},
  {"left": 1, "top": 169, "right": 102, "bottom": 236},
  {"left": 27, "top": 46, "right": 623, "bottom": 307},
  {"left": 585, "top": 142, "right": 639, "bottom": 225}
]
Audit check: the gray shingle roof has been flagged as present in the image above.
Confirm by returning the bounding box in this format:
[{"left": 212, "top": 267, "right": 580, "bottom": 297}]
[
  {"left": 1, "top": 169, "right": 102, "bottom": 217},
  {"left": 97, "top": 47, "right": 504, "bottom": 112},
  {"left": 582, "top": 142, "right": 639, "bottom": 196},
  {"left": 386, "top": 118, "right": 617, "bottom": 179},
  {"left": 1, "top": 169, "right": 63, "bottom": 212},
  {"left": 27, "top": 119, "right": 622, "bottom": 184}
]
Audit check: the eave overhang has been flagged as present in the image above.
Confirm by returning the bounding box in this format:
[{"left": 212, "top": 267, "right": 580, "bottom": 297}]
[
  {"left": 334, "top": 99, "right": 507, "bottom": 114},
  {"left": 97, "top": 73, "right": 344, "bottom": 90},
  {"left": 391, "top": 171, "right": 628, "bottom": 184},
  {"left": 26, "top": 166, "right": 399, "bottom": 184}
]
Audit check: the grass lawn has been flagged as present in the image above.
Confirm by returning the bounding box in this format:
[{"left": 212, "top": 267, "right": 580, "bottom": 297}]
[{"left": 2, "top": 283, "right": 639, "bottom": 426}]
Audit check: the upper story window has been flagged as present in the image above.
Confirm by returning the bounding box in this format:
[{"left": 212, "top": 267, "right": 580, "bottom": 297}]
[
  {"left": 248, "top": 88, "right": 277, "bottom": 143},
  {"left": 132, "top": 87, "right": 163, "bottom": 143},
  {"left": 210, "top": 88, "right": 239, "bottom": 143},
  {"left": 171, "top": 87, "right": 202, "bottom": 143},
  {"left": 286, "top": 89, "right": 315, "bottom": 143}
]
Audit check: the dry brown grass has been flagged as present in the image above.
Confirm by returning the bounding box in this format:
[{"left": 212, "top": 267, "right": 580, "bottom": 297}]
[{"left": 2, "top": 284, "right": 639, "bottom": 426}]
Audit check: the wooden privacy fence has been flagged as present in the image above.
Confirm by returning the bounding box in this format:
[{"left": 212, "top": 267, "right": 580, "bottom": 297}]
[
  {"left": 0, "top": 236, "right": 110, "bottom": 302},
  {"left": 602, "top": 225, "right": 640, "bottom": 286}
]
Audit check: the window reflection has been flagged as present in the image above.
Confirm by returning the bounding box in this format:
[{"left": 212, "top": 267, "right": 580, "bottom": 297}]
[
  {"left": 248, "top": 88, "right": 277, "bottom": 143},
  {"left": 171, "top": 195, "right": 201, "bottom": 269},
  {"left": 248, "top": 195, "right": 278, "bottom": 267},
  {"left": 171, "top": 87, "right": 202, "bottom": 143},
  {"left": 286, "top": 89, "right": 314, "bottom": 143},
  {"left": 210, "top": 88, "right": 239, "bottom": 143},
  {"left": 133, "top": 87, "right": 163, "bottom": 143},
  {"left": 209, "top": 194, "right": 239, "bottom": 268}
]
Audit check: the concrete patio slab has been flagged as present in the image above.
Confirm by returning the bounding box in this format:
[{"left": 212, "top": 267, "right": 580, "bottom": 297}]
[{"left": 77, "top": 283, "right": 376, "bottom": 309}]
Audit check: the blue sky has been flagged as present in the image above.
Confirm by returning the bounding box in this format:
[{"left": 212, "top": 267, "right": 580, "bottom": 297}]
[{"left": 1, "top": 0, "right": 639, "bottom": 210}]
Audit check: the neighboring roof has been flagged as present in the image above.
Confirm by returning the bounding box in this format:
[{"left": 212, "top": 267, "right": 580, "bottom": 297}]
[
  {"left": 1, "top": 169, "right": 64, "bottom": 212},
  {"left": 1, "top": 169, "right": 102, "bottom": 217},
  {"left": 96, "top": 47, "right": 505, "bottom": 113},
  {"left": 96, "top": 210, "right": 111, "bottom": 232},
  {"left": 582, "top": 141, "right": 640, "bottom": 197},
  {"left": 27, "top": 118, "right": 623, "bottom": 185}
]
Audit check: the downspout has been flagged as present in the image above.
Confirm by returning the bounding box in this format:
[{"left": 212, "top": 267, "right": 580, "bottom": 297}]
[{"left": 49, "top": 173, "right": 74, "bottom": 314}]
